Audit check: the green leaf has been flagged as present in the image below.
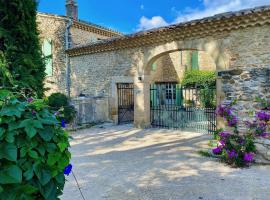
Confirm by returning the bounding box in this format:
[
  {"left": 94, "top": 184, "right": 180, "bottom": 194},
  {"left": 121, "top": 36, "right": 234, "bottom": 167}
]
[
  {"left": 47, "top": 153, "right": 60, "bottom": 166},
  {"left": 17, "top": 184, "right": 38, "bottom": 194},
  {"left": 0, "top": 104, "right": 25, "bottom": 118},
  {"left": 0, "top": 165, "right": 22, "bottom": 184},
  {"left": 38, "top": 127, "right": 54, "bottom": 142},
  {"left": 19, "top": 119, "right": 43, "bottom": 138},
  {"left": 0, "top": 89, "right": 11, "bottom": 100},
  {"left": 25, "top": 125, "right": 37, "bottom": 138},
  {"left": 42, "top": 180, "right": 57, "bottom": 199},
  {"left": 0, "top": 186, "right": 3, "bottom": 193},
  {"left": 5, "top": 131, "right": 16, "bottom": 143},
  {"left": 34, "top": 166, "right": 51, "bottom": 186},
  {"left": 23, "top": 168, "right": 34, "bottom": 181},
  {"left": 0, "top": 143, "right": 17, "bottom": 161},
  {"left": 20, "top": 146, "right": 28, "bottom": 157},
  {"left": 57, "top": 142, "right": 68, "bottom": 152},
  {"left": 28, "top": 150, "right": 39, "bottom": 159},
  {"left": 0, "top": 128, "right": 5, "bottom": 138}
]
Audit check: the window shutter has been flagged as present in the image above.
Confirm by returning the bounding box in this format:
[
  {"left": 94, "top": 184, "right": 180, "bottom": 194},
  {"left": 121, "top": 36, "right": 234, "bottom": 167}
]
[
  {"left": 42, "top": 39, "right": 53, "bottom": 76},
  {"left": 176, "top": 84, "right": 183, "bottom": 106},
  {"left": 152, "top": 63, "right": 157, "bottom": 71},
  {"left": 192, "top": 51, "right": 199, "bottom": 70}
]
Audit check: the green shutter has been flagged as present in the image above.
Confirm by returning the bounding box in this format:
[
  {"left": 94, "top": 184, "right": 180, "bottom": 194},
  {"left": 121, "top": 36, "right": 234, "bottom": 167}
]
[
  {"left": 176, "top": 84, "right": 183, "bottom": 106},
  {"left": 186, "top": 51, "right": 191, "bottom": 70},
  {"left": 43, "top": 39, "right": 53, "bottom": 76},
  {"left": 152, "top": 63, "right": 157, "bottom": 71},
  {"left": 192, "top": 51, "right": 199, "bottom": 70}
]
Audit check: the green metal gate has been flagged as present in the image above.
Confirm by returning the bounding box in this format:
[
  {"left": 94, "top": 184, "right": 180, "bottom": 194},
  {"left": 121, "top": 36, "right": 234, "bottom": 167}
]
[{"left": 150, "top": 83, "right": 216, "bottom": 134}]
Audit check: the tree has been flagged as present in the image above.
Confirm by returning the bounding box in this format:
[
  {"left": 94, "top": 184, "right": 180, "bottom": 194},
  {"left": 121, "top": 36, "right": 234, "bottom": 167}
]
[{"left": 0, "top": 0, "right": 45, "bottom": 98}]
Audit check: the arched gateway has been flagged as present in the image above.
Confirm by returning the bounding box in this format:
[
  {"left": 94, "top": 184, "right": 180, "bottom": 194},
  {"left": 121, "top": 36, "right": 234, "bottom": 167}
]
[{"left": 67, "top": 6, "right": 270, "bottom": 131}]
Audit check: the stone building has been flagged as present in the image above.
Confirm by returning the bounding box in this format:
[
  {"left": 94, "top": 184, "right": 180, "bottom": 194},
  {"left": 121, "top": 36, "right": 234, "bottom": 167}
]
[
  {"left": 38, "top": 2, "right": 269, "bottom": 132},
  {"left": 37, "top": 0, "right": 122, "bottom": 96}
]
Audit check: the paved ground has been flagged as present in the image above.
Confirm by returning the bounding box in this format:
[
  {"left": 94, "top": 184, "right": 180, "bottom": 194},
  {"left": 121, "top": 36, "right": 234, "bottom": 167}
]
[{"left": 62, "top": 124, "right": 270, "bottom": 200}]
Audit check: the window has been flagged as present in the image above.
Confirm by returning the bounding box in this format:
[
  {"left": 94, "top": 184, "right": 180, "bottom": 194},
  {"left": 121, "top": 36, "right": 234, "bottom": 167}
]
[
  {"left": 42, "top": 38, "right": 53, "bottom": 76},
  {"left": 152, "top": 83, "right": 182, "bottom": 106}
]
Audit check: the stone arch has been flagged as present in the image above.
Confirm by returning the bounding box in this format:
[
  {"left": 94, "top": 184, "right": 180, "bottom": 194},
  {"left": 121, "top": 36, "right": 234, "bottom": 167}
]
[
  {"left": 141, "top": 39, "right": 230, "bottom": 76},
  {"left": 134, "top": 39, "right": 230, "bottom": 128}
]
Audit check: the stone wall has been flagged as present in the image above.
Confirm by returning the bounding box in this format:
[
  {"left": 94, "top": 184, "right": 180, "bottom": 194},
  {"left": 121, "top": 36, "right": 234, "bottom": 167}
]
[
  {"left": 219, "top": 66, "right": 270, "bottom": 127},
  {"left": 70, "top": 26, "right": 109, "bottom": 47},
  {"left": 150, "top": 51, "right": 216, "bottom": 83},
  {"left": 37, "top": 14, "right": 68, "bottom": 96},
  {"left": 255, "top": 138, "right": 270, "bottom": 164},
  {"left": 72, "top": 97, "right": 110, "bottom": 124}
]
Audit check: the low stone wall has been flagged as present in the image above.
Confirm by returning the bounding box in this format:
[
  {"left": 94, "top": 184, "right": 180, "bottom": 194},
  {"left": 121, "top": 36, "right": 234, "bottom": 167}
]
[
  {"left": 255, "top": 138, "right": 270, "bottom": 164},
  {"left": 72, "top": 97, "right": 109, "bottom": 125},
  {"left": 220, "top": 66, "right": 270, "bottom": 128}
]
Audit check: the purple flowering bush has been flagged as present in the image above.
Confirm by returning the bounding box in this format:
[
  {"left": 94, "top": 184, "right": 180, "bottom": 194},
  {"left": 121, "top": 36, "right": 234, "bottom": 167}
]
[
  {"left": 213, "top": 101, "right": 256, "bottom": 167},
  {"left": 0, "top": 90, "right": 71, "bottom": 199}
]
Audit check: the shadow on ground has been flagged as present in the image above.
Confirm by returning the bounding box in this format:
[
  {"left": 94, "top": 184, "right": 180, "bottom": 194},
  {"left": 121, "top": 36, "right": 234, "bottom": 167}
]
[{"left": 62, "top": 124, "right": 270, "bottom": 200}]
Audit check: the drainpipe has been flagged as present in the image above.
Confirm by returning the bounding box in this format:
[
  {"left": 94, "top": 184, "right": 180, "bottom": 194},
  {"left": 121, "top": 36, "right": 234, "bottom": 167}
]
[{"left": 65, "top": 18, "right": 73, "bottom": 98}]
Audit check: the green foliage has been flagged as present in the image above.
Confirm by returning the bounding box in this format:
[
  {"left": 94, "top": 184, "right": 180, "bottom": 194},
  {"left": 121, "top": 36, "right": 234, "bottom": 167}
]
[
  {"left": 0, "top": 0, "right": 46, "bottom": 98},
  {"left": 181, "top": 70, "right": 216, "bottom": 87},
  {"left": 48, "top": 93, "right": 76, "bottom": 124},
  {"left": 197, "top": 150, "right": 212, "bottom": 158},
  {"left": 199, "top": 86, "right": 216, "bottom": 107},
  {"left": 0, "top": 90, "right": 71, "bottom": 199}
]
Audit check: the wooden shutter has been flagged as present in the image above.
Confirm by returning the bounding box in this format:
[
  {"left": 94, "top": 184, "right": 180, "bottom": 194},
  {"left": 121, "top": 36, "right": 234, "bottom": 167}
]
[
  {"left": 42, "top": 39, "right": 53, "bottom": 76},
  {"left": 176, "top": 84, "right": 183, "bottom": 106},
  {"left": 152, "top": 63, "right": 157, "bottom": 71},
  {"left": 192, "top": 51, "right": 199, "bottom": 70}
]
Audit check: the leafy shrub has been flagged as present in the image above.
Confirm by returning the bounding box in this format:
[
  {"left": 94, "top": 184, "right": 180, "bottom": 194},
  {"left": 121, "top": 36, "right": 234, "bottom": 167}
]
[
  {"left": 212, "top": 101, "right": 256, "bottom": 167},
  {"left": 181, "top": 70, "right": 216, "bottom": 87},
  {"left": 199, "top": 86, "right": 216, "bottom": 108},
  {"left": 0, "top": 0, "right": 46, "bottom": 98},
  {"left": 48, "top": 93, "right": 76, "bottom": 124},
  {"left": 0, "top": 90, "right": 71, "bottom": 199}
]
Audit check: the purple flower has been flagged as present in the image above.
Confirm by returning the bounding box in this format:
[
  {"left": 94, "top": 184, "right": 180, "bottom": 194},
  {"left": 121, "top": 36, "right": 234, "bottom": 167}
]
[
  {"left": 256, "top": 111, "right": 270, "bottom": 121},
  {"left": 228, "top": 116, "right": 237, "bottom": 127},
  {"left": 61, "top": 119, "right": 66, "bottom": 128},
  {"left": 64, "top": 164, "right": 72, "bottom": 175},
  {"left": 219, "top": 131, "right": 231, "bottom": 138},
  {"left": 27, "top": 98, "right": 33, "bottom": 103},
  {"left": 218, "top": 140, "right": 225, "bottom": 147},
  {"left": 54, "top": 111, "right": 60, "bottom": 116},
  {"left": 259, "top": 132, "right": 270, "bottom": 138},
  {"left": 244, "top": 153, "right": 254, "bottom": 162},
  {"left": 32, "top": 110, "right": 37, "bottom": 115},
  {"left": 212, "top": 147, "right": 222, "bottom": 154},
  {"left": 227, "top": 149, "right": 238, "bottom": 159}
]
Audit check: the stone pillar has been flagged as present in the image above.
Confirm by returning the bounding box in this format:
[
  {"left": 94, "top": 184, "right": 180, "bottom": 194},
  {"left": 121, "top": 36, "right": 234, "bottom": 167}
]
[
  {"left": 134, "top": 75, "right": 151, "bottom": 128},
  {"left": 216, "top": 75, "right": 225, "bottom": 129}
]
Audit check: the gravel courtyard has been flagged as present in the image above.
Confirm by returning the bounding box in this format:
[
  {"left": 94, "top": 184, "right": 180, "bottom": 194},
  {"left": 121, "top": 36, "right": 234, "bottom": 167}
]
[{"left": 62, "top": 124, "right": 270, "bottom": 200}]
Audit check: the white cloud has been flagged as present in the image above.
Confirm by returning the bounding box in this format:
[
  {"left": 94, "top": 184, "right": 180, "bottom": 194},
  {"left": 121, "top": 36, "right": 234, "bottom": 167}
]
[
  {"left": 174, "top": 0, "right": 270, "bottom": 23},
  {"left": 136, "top": 0, "right": 270, "bottom": 31},
  {"left": 140, "top": 4, "right": 144, "bottom": 10},
  {"left": 137, "top": 16, "right": 168, "bottom": 31}
]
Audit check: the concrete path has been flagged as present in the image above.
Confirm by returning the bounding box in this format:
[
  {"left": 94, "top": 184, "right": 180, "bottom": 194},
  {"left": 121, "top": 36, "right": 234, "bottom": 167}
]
[{"left": 62, "top": 124, "right": 270, "bottom": 200}]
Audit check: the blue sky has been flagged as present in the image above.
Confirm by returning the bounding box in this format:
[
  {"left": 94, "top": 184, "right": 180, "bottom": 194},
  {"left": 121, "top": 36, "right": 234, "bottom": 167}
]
[{"left": 38, "top": 0, "right": 270, "bottom": 34}]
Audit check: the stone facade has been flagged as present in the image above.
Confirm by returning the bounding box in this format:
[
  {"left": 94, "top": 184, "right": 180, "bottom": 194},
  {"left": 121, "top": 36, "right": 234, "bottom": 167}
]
[
  {"left": 255, "top": 138, "right": 270, "bottom": 164},
  {"left": 37, "top": 13, "right": 121, "bottom": 96},
  {"left": 37, "top": 14, "right": 68, "bottom": 96},
  {"left": 150, "top": 50, "right": 215, "bottom": 83}
]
